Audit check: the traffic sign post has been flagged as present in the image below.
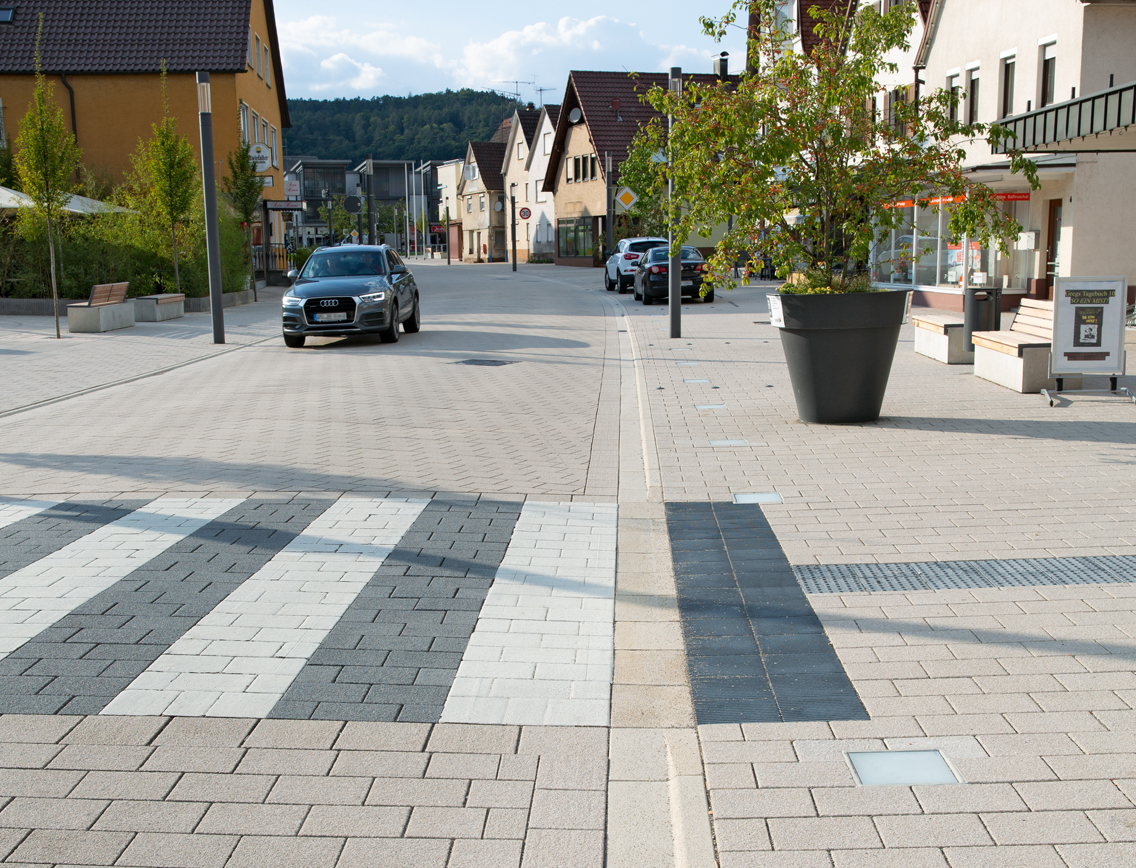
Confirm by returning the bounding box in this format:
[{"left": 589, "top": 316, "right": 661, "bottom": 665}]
[{"left": 615, "top": 187, "right": 638, "bottom": 211}]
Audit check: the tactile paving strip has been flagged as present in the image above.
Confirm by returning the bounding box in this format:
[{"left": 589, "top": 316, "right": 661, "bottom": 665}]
[{"left": 796, "top": 555, "right": 1136, "bottom": 594}]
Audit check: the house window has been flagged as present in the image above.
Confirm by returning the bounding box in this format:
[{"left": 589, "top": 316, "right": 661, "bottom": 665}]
[
  {"left": 947, "top": 74, "right": 959, "bottom": 122},
  {"left": 250, "top": 110, "right": 260, "bottom": 142},
  {"left": 479, "top": 194, "right": 485, "bottom": 211},
  {"left": 1040, "top": 43, "right": 1056, "bottom": 107},
  {"left": 1001, "top": 57, "right": 1015, "bottom": 117},
  {"left": 557, "top": 217, "right": 594, "bottom": 258},
  {"left": 966, "top": 70, "right": 980, "bottom": 124},
  {"left": 255, "top": 34, "right": 263, "bottom": 77},
  {"left": 248, "top": 29, "right": 254, "bottom": 67},
  {"left": 466, "top": 196, "right": 472, "bottom": 213},
  {"left": 264, "top": 47, "right": 272, "bottom": 88},
  {"left": 590, "top": 154, "right": 598, "bottom": 180},
  {"left": 517, "top": 141, "right": 524, "bottom": 159},
  {"left": 239, "top": 103, "right": 250, "bottom": 143},
  {"left": 573, "top": 156, "right": 581, "bottom": 182},
  {"left": 543, "top": 132, "right": 551, "bottom": 154},
  {"left": 525, "top": 223, "right": 530, "bottom": 241},
  {"left": 0, "top": 8, "right": 14, "bottom": 23},
  {"left": 270, "top": 126, "right": 279, "bottom": 168},
  {"left": 261, "top": 118, "right": 269, "bottom": 148}
]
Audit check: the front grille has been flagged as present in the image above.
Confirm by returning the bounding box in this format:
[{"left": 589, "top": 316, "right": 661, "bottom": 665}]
[{"left": 304, "top": 297, "right": 357, "bottom": 325}]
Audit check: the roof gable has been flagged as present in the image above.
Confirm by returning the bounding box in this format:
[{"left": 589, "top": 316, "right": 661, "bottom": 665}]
[
  {"left": 465, "top": 141, "right": 507, "bottom": 192},
  {"left": 523, "top": 105, "right": 560, "bottom": 173}
]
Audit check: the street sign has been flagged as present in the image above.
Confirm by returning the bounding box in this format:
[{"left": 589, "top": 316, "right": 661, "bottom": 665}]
[
  {"left": 519, "top": 207, "right": 532, "bottom": 220},
  {"left": 1050, "top": 276, "right": 1129, "bottom": 377},
  {"left": 615, "top": 187, "right": 638, "bottom": 211},
  {"left": 249, "top": 144, "right": 271, "bottom": 172},
  {"left": 283, "top": 177, "right": 300, "bottom": 198},
  {"left": 350, "top": 230, "right": 359, "bottom": 243}
]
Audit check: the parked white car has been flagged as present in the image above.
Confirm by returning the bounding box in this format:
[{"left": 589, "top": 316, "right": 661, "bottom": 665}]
[{"left": 604, "top": 237, "right": 667, "bottom": 293}]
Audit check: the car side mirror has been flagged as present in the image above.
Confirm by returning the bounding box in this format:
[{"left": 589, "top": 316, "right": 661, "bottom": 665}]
[
  {"left": 391, "top": 264, "right": 407, "bottom": 274},
  {"left": 286, "top": 269, "right": 298, "bottom": 281}
]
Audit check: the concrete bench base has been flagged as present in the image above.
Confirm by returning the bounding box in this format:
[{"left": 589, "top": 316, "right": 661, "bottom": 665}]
[
  {"left": 914, "top": 323, "right": 973, "bottom": 364},
  {"left": 134, "top": 294, "right": 185, "bottom": 321},
  {"left": 974, "top": 345, "right": 1081, "bottom": 393},
  {"left": 67, "top": 302, "right": 135, "bottom": 333}
]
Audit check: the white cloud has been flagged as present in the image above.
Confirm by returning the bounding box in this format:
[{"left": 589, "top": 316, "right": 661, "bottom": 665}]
[{"left": 311, "top": 54, "right": 386, "bottom": 92}]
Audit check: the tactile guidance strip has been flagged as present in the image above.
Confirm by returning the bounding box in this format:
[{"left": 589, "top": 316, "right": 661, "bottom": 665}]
[{"left": 796, "top": 556, "right": 1136, "bottom": 595}]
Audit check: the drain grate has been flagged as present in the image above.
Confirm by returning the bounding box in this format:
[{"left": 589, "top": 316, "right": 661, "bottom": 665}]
[
  {"left": 455, "top": 359, "right": 515, "bottom": 366},
  {"left": 796, "top": 555, "right": 1136, "bottom": 594}
]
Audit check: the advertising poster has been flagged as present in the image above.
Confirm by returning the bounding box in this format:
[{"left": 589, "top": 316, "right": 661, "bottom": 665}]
[{"left": 1051, "top": 276, "right": 1129, "bottom": 376}]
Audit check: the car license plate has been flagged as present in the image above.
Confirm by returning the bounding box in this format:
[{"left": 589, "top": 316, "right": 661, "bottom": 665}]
[
  {"left": 682, "top": 281, "right": 695, "bottom": 288},
  {"left": 314, "top": 312, "right": 348, "bottom": 322}
]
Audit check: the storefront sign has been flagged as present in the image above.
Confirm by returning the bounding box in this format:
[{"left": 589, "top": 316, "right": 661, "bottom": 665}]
[
  {"left": 1051, "top": 276, "right": 1129, "bottom": 376},
  {"left": 267, "top": 200, "right": 305, "bottom": 211}
]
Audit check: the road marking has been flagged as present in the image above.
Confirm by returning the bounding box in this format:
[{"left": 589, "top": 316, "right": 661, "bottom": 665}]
[
  {"left": 0, "top": 499, "right": 60, "bottom": 532},
  {"left": 102, "top": 496, "right": 428, "bottom": 718},
  {"left": 0, "top": 497, "right": 242, "bottom": 659},
  {"left": 441, "top": 501, "right": 617, "bottom": 727}
]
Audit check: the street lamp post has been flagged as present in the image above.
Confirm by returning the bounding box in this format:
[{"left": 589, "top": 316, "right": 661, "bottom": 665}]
[
  {"left": 196, "top": 72, "right": 225, "bottom": 345},
  {"left": 510, "top": 183, "right": 517, "bottom": 272},
  {"left": 445, "top": 205, "right": 451, "bottom": 266},
  {"left": 668, "top": 67, "right": 682, "bottom": 340}
]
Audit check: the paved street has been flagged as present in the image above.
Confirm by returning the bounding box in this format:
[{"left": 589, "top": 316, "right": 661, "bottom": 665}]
[{"left": 1, "top": 262, "right": 1135, "bottom": 867}]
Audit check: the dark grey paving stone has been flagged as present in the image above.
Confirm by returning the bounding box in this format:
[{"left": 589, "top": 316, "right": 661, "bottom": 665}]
[
  {"left": 0, "top": 500, "right": 148, "bottom": 579},
  {"left": 667, "top": 501, "right": 867, "bottom": 726},
  {"left": 0, "top": 498, "right": 334, "bottom": 715},
  {"left": 269, "top": 497, "right": 521, "bottom": 722}
]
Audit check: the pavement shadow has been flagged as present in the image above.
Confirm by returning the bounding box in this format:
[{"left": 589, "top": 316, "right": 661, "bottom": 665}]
[{"left": 873, "top": 417, "right": 1136, "bottom": 445}]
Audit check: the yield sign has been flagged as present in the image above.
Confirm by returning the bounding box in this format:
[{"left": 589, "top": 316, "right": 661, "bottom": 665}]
[{"left": 614, "top": 187, "right": 639, "bottom": 211}]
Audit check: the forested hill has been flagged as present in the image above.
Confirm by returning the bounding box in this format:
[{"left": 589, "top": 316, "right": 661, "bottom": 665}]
[{"left": 283, "top": 90, "right": 519, "bottom": 162}]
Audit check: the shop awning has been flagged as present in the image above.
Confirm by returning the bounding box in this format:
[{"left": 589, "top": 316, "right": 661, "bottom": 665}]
[
  {"left": 0, "top": 185, "right": 127, "bottom": 215},
  {"left": 992, "top": 79, "right": 1136, "bottom": 154}
]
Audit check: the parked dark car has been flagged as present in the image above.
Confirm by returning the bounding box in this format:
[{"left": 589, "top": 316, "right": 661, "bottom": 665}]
[
  {"left": 632, "top": 246, "right": 713, "bottom": 304},
  {"left": 281, "top": 245, "right": 421, "bottom": 348}
]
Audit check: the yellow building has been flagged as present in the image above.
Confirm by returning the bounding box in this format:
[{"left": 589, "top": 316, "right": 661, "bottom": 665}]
[{"left": 0, "top": 0, "right": 290, "bottom": 243}]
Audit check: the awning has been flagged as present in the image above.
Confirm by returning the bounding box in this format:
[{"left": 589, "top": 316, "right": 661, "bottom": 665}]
[
  {"left": 0, "top": 185, "right": 127, "bottom": 215},
  {"left": 992, "top": 79, "right": 1136, "bottom": 154}
]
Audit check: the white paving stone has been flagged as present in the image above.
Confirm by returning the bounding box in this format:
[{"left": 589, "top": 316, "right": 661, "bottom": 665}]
[
  {"left": 0, "top": 499, "right": 59, "bottom": 532},
  {"left": 0, "top": 497, "right": 242, "bottom": 657},
  {"left": 441, "top": 500, "right": 617, "bottom": 726},
  {"left": 101, "top": 496, "right": 428, "bottom": 718}
]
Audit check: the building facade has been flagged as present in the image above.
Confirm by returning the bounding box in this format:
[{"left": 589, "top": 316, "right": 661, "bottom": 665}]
[
  {"left": 522, "top": 106, "right": 560, "bottom": 260},
  {"left": 500, "top": 105, "right": 542, "bottom": 262},
  {"left": 457, "top": 141, "right": 507, "bottom": 262}
]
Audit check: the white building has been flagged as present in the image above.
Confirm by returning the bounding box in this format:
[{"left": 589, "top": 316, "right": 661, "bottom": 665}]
[
  {"left": 434, "top": 158, "right": 465, "bottom": 257},
  {"left": 522, "top": 105, "right": 560, "bottom": 260},
  {"left": 498, "top": 105, "right": 547, "bottom": 262},
  {"left": 866, "top": 0, "right": 1136, "bottom": 310}
]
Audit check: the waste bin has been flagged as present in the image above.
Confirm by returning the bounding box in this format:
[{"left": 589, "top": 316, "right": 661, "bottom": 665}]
[{"left": 963, "top": 287, "right": 997, "bottom": 352}]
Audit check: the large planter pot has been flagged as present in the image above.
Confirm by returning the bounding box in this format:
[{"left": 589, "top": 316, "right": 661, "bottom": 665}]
[{"left": 777, "top": 290, "right": 910, "bottom": 424}]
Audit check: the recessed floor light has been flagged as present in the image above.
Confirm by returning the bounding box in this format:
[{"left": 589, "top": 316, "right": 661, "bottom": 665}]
[
  {"left": 847, "top": 750, "right": 959, "bottom": 786},
  {"left": 695, "top": 404, "right": 725, "bottom": 410},
  {"left": 684, "top": 379, "right": 710, "bottom": 383},
  {"left": 734, "top": 493, "right": 782, "bottom": 504},
  {"left": 677, "top": 362, "right": 699, "bottom": 366},
  {"left": 709, "top": 439, "right": 747, "bottom": 447}
]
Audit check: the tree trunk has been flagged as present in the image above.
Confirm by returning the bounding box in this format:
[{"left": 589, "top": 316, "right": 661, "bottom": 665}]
[
  {"left": 171, "top": 224, "right": 182, "bottom": 295},
  {"left": 47, "top": 216, "right": 60, "bottom": 339},
  {"left": 247, "top": 225, "right": 256, "bottom": 302}
]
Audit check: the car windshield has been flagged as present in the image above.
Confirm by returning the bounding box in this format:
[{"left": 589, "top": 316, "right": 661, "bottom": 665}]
[
  {"left": 628, "top": 241, "right": 664, "bottom": 253},
  {"left": 681, "top": 247, "right": 703, "bottom": 261},
  {"left": 302, "top": 251, "right": 387, "bottom": 278},
  {"left": 647, "top": 248, "right": 668, "bottom": 262}
]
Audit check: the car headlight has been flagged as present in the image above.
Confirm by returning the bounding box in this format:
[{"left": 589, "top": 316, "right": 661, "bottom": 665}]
[
  {"left": 282, "top": 296, "right": 303, "bottom": 307},
  {"left": 358, "top": 291, "right": 386, "bottom": 303}
]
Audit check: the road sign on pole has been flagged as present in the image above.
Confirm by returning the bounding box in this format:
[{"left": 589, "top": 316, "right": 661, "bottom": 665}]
[{"left": 615, "top": 187, "right": 638, "bottom": 211}]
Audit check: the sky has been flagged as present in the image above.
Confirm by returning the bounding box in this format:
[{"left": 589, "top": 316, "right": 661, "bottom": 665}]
[{"left": 272, "top": 0, "right": 748, "bottom": 103}]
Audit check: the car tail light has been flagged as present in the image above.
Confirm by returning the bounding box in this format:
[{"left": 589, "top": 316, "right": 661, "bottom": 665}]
[
  {"left": 650, "top": 265, "right": 667, "bottom": 274},
  {"left": 622, "top": 253, "right": 640, "bottom": 260}
]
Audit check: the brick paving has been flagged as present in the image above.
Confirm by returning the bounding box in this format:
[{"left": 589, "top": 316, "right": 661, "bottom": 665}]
[{"left": 0, "top": 261, "right": 1134, "bottom": 866}]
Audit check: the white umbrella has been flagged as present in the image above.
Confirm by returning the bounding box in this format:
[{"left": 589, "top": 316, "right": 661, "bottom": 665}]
[{"left": 0, "top": 185, "right": 127, "bottom": 215}]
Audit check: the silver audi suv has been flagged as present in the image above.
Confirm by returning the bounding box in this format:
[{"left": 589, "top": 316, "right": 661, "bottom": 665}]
[{"left": 281, "top": 245, "right": 421, "bottom": 348}]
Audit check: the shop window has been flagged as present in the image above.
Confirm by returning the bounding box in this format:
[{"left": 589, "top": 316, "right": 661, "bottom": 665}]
[
  {"left": 557, "top": 217, "right": 594, "bottom": 258},
  {"left": 1040, "top": 43, "right": 1056, "bottom": 107},
  {"left": 1000, "top": 57, "right": 1015, "bottom": 117},
  {"left": 966, "top": 70, "right": 980, "bottom": 124}
]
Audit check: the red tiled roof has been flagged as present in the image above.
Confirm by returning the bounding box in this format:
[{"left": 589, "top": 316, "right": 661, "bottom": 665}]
[
  {"left": 468, "top": 141, "right": 507, "bottom": 192},
  {"left": 542, "top": 71, "right": 733, "bottom": 191},
  {"left": 490, "top": 118, "right": 512, "bottom": 144},
  {"left": 545, "top": 105, "right": 561, "bottom": 126},
  {"left": 0, "top": 0, "right": 290, "bottom": 125},
  {"left": 798, "top": 0, "right": 858, "bottom": 57},
  {"left": 515, "top": 108, "right": 541, "bottom": 146},
  {"left": 918, "top": 0, "right": 932, "bottom": 22}
]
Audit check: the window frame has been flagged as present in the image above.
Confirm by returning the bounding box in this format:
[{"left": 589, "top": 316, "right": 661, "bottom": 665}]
[
  {"left": 1000, "top": 56, "right": 1015, "bottom": 118},
  {"left": 247, "top": 29, "right": 254, "bottom": 67},
  {"left": 270, "top": 126, "right": 279, "bottom": 168},
  {"left": 239, "top": 103, "right": 251, "bottom": 144},
  {"left": 255, "top": 34, "right": 263, "bottom": 77},
  {"left": 1040, "top": 43, "right": 1057, "bottom": 108},
  {"left": 264, "top": 46, "right": 272, "bottom": 88},
  {"left": 966, "top": 69, "right": 980, "bottom": 124}
]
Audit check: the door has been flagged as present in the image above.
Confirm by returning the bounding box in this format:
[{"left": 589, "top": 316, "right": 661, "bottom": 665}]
[
  {"left": 1044, "top": 199, "right": 1063, "bottom": 300},
  {"left": 386, "top": 249, "right": 409, "bottom": 319}
]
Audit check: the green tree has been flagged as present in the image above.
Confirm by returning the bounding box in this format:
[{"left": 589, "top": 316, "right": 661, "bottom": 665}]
[
  {"left": 0, "top": 144, "right": 19, "bottom": 191},
  {"left": 627, "top": 0, "right": 1039, "bottom": 292},
  {"left": 13, "top": 13, "right": 82, "bottom": 337},
  {"left": 318, "top": 195, "right": 355, "bottom": 242},
  {"left": 128, "top": 65, "right": 197, "bottom": 295},
  {"left": 221, "top": 139, "right": 263, "bottom": 299}
]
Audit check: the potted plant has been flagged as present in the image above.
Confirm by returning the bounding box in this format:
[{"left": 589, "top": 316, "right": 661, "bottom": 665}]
[{"left": 625, "top": 0, "right": 1038, "bottom": 423}]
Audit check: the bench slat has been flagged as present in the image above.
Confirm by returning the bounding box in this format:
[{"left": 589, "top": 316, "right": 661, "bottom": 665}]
[
  {"left": 1013, "top": 323, "right": 1053, "bottom": 339},
  {"left": 87, "top": 282, "right": 129, "bottom": 307}
]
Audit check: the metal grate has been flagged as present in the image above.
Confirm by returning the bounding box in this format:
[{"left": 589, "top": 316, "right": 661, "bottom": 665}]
[{"left": 796, "top": 555, "right": 1136, "bottom": 594}]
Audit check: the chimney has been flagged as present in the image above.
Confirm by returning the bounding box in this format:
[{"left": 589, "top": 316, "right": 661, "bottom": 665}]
[
  {"left": 527, "top": 102, "right": 535, "bottom": 110},
  {"left": 713, "top": 51, "right": 729, "bottom": 81}
]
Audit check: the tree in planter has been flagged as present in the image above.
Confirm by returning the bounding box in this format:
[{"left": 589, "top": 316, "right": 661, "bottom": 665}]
[
  {"left": 128, "top": 65, "right": 197, "bottom": 296},
  {"left": 13, "top": 13, "right": 81, "bottom": 338},
  {"left": 628, "top": 0, "right": 1039, "bottom": 291},
  {"left": 221, "top": 140, "right": 263, "bottom": 300}
]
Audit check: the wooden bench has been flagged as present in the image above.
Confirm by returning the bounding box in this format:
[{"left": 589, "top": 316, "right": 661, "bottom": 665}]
[
  {"left": 913, "top": 311, "right": 971, "bottom": 364},
  {"left": 133, "top": 292, "right": 185, "bottom": 322},
  {"left": 67, "top": 282, "right": 135, "bottom": 333},
  {"left": 972, "top": 299, "right": 1080, "bottom": 393}
]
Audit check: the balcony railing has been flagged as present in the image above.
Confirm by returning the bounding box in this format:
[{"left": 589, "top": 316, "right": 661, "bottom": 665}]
[{"left": 992, "top": 79, "right": 1136, "bottom": 154}]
